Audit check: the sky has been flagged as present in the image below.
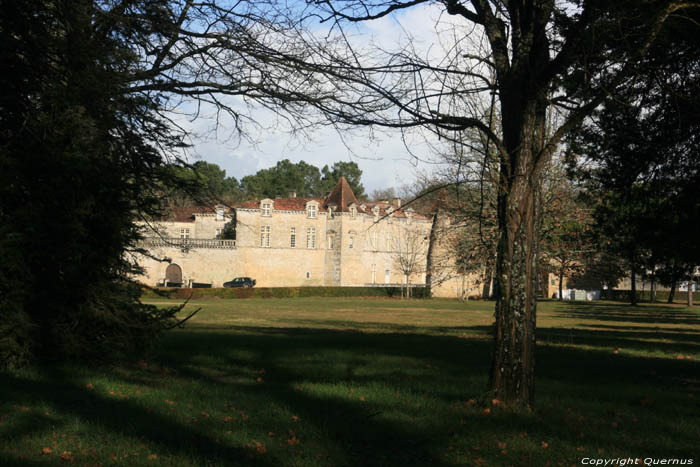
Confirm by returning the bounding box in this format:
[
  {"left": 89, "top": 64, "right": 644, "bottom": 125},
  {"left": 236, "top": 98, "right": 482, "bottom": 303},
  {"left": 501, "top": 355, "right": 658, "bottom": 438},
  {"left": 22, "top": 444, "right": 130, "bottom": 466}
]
[{"left": 175, "top": 3, "right": 456, "bottom": 196}]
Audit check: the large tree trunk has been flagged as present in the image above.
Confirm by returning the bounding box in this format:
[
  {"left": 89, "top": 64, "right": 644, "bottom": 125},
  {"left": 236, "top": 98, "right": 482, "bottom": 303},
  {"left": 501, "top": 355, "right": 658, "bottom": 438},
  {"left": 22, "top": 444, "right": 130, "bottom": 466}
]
[
  {"left": 668, "top": 280, "right": 677, "bottom": 303},
  {"left": 489, "top": 93, "right": 547, "bottom": 409},
  {"left": 688, "top": 282, "right": 693, "bottom": 307},
  {"left": 650, "top": 275, "right": 655, "bottom": 302}
]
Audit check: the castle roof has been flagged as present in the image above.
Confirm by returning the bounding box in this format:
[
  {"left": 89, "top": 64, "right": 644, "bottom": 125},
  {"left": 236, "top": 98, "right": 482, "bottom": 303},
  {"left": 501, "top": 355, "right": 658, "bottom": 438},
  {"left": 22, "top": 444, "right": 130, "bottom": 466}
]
[
  {"left": 235, "top": 177, "right": 429, "bottom": 220},
  {"left": 323, "top": 176, "right": 359, "bottom": 212},
  {"left": 155, "top": 205, "right": 233, "bottom": 223},
  {"left": 239, "top": 197, "right": 326, "bottom": 211}
]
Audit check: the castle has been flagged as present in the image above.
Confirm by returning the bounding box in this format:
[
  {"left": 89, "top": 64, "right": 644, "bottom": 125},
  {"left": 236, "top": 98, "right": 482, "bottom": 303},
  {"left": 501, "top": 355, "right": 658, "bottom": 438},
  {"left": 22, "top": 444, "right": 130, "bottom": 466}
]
[{"left": 136, "top": 177, "right": 481, "bottom": 298}]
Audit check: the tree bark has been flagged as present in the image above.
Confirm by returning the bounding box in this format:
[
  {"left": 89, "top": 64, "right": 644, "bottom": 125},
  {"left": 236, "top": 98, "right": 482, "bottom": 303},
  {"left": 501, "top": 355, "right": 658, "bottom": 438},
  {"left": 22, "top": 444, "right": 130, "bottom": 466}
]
[
  {"left": 482, "top": 265, "right": 492, "bottom": 299},
  {"left": 424, "top": 208, "right": 441, "bottom": 298},
  {"left": 650, "top": 275, "right": 655, "bottom": 302},
  {"left": 489, "top": 93, "right": 547, "bottom": 409},
  {"left": 688, "top": 282, "right": 693, "bottom": 307},
  {"left": 668, "top": 280, "right": 677, "bottom": 303}
]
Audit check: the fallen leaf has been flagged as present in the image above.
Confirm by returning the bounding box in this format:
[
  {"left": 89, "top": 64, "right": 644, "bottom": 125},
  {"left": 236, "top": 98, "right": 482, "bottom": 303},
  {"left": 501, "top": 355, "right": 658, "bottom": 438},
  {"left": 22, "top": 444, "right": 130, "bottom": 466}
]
[{"left": 541, "top": 441, "right": 549, "bottom": 449}]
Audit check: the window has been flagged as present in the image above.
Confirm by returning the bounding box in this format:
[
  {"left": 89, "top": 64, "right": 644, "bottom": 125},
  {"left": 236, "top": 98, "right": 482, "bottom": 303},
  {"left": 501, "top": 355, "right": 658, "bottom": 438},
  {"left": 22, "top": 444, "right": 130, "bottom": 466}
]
[
  {"left": 385, "top": 269, "right": 391, "bottom": 284},
  {"left": 386, "top": 232, "right": 392, "bottom": 251},
  {"left": 306, "top": 227, "right": 316, "bottom": 248},
  {"left": 290, "top": 227, "right": 296, "bottom": 248},
  {"left": 371, "top": 231, "right": 378, "bottom": 250},
  {"left": 551, "top": 279, "right": 556, "bottom": 285},
  {"left": 327, "top": 235, "right": 333, "bottom": 249},
  {"left": 371, "top": 264, "right": 376, "bottom": 284},
  {"left": 216, "top": 207, "right": 224, "bottom": 221},
  {"left": 180, "top": 228, "right": 190, "bottom": 240},
  {"left": 215, "top": 228, "right": 222, "bottom": 239},
  {"left": 348, "top": 235, "right": 354, "bottom": 249},
  {"left": 262, "top": 202, "right": 272, "bottom": 217},
  {"left": 307, "top": 204, "right": 317, "bottom": 218},
  {"left": 260, "top": 225, "right": 270, "bottom": 247},
  {"left": 306, "top": 272, "right": 310, "bottom": 280},
  {"left": 350, "top": 206, "right": 356, "bottom": 219}
]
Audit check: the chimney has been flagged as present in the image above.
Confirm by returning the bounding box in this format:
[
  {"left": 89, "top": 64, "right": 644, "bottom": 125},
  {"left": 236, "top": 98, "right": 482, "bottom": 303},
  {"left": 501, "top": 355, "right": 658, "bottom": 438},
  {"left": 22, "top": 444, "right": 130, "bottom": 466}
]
[
  {"left": 392, "top": 197, "right": 401, "bottom": 208},
  {"left": 275, "top": 195, "right": 282, "bottom": 200},
  {"left": 288, "top": 191, "right": 297, "bottom": 198}
]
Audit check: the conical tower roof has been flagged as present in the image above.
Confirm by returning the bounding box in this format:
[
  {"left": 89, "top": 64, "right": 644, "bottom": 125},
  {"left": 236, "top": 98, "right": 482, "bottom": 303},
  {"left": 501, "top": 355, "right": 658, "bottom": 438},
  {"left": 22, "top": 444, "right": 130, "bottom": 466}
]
[{"left": 324, "top": 176, "right": 359, "bottom": 212}]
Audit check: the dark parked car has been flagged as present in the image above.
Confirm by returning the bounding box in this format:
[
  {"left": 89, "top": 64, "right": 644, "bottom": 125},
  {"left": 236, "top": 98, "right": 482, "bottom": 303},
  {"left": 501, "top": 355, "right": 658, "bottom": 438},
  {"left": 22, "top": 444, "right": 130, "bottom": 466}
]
[{"left": 223, "top": 277, "right": 256, "bottom": 288}]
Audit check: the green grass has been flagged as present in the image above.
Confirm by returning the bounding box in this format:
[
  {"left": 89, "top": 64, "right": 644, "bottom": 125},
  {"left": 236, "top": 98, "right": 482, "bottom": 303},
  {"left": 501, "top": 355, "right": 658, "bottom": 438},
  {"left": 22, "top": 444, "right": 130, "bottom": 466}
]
[{"left": 1, "top": 299, "right": 699, "bottom": 466}]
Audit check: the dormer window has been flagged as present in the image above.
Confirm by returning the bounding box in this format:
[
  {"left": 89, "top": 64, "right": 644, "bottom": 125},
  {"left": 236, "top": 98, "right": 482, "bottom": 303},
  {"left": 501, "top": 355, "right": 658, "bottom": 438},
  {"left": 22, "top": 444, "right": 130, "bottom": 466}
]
[
  {"left": 406, "top": 208, "right": 414, "bottom": 224},
  {"left": 371, "top": 205, "right": 380, "bottom": 221},
  {"left": 306, "top": 202, "right": 318, "bottom": 219},
  {"left": 215, "top": 206, "right": 224, "bottom": 221},
  {"left": 260, "top": 199, "right": 273, "bottom": 217},
  {"left": 349, "top": 204, "right": 357, "bottom": 219}
]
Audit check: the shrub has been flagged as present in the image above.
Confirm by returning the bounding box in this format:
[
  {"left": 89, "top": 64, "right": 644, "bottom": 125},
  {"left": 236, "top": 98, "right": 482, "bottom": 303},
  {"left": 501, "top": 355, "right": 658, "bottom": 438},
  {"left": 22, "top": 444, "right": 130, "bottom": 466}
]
[{"left": 142, "top": 286, "right": 431, "bottom": 300}]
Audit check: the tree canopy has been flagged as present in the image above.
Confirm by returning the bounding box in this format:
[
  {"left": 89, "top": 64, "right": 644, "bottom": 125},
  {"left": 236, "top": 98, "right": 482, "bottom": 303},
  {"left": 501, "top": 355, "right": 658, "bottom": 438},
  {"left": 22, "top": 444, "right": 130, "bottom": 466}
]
[
  {"left": 240, "top": 159, "right": 365, "bottom": 199},
  {"left": 568, "top": 12, "right": 700, "bottom": 303}
]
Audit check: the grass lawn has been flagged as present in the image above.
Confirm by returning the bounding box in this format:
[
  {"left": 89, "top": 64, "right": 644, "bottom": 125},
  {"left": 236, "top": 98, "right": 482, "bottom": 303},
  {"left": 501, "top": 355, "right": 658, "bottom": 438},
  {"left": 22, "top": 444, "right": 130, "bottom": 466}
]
[{"left": 1, "top": 298, "right": 699, "bottom": 466}]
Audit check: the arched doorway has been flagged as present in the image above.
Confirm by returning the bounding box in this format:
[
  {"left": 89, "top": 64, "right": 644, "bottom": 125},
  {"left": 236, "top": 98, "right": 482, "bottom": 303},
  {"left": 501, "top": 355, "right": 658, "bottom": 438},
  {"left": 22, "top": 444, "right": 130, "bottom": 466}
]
[{"left": 165, "top": 263, "right": 182, "bottom": 286}]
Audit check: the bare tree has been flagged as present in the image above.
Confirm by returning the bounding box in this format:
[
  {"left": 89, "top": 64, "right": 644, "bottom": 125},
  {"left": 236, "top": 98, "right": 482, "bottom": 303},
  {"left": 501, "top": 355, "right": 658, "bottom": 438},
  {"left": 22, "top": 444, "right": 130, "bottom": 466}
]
[
  {"left": 392, "top": 225, "right": 429, "bottom": 298},
  {"left": 272, "top": 0, "right": 698, "bottom": 407}
]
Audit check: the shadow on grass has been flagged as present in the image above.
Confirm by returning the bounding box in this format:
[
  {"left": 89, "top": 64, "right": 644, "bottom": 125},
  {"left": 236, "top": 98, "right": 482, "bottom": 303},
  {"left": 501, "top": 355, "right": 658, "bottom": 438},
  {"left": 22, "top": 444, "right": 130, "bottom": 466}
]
[
  {"left": 554, "top": 301, "right": 700, "bottom": 325},
  {"left": 0, "top": 366, "right": 269, "bottom": 467},
  {"left": 2, "top": 319, "right": 699, "bottom": 465},
  {"left": 158, "top": 327, "right": 699, "bottom": 460}
]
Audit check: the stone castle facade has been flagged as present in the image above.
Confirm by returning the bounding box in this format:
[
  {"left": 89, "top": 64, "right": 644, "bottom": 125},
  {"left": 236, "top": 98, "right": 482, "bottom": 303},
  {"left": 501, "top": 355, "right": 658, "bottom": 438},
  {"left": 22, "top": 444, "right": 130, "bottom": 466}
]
[{"left": 136, "top": 177, "right": 481, "bottom": 297}]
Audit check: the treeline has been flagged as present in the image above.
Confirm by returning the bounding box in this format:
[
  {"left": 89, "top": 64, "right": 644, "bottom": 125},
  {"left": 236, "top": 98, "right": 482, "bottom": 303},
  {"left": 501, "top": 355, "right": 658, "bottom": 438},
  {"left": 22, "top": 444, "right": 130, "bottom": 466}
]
[{"left": 164, "top": 159, "right": 366, "bottom": 205}]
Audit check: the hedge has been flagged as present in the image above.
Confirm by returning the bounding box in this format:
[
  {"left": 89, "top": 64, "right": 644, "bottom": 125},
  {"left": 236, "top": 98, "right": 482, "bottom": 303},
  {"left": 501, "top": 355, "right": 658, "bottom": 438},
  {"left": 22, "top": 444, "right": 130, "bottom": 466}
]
[
  {"left": 141, "top": 286, "right": 431, "bottom": 300},
  {"left": 600, "top": 289, "right": 700, "bottom": 302}
]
